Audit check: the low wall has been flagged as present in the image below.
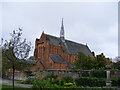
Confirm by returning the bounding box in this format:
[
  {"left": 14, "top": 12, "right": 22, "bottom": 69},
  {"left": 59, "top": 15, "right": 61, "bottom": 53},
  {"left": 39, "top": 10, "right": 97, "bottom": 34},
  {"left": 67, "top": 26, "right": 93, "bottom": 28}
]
[
  {"left": 111, "top": 70, "right": 120, "bottom": 78},
  {"left": 35, "top": 70, "right": 90, "bottom": 79},
  {"left": 8, "top": 72, "right": 27, "bottom": 81},
  {"left": 7, "top": 70, "right": 120, "bottom": 81}
]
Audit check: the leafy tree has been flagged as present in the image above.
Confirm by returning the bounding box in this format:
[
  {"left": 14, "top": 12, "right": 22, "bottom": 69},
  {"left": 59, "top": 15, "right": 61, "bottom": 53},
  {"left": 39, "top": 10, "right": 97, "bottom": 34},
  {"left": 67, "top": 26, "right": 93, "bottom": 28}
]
[
  {"left": 73, "top": 52, "right": 112, "bottom": 70},
  {"left": 73, "top": 52, "right": 95, "bottom": 70},
  {"left": 2, "top": 48, "right": 32, "bottom": 76},
  {"left": 0, "top": 47, "right": 2, "bottom": 77},
  {"left": 95, "top": 53, "right": 111, "bottom": 69},
  {"left": 1, "top": 28, "right": 32, "bottom": 89},
  {"left": 112, "top": 60, "right": 120, "bottom": 70}
]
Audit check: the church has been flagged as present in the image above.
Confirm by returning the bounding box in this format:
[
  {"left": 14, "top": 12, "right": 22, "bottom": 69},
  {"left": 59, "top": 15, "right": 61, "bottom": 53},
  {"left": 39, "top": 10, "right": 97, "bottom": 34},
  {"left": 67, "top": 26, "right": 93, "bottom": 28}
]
[{"left": 30, "top": 19, "right": 94, "bottom": 71}]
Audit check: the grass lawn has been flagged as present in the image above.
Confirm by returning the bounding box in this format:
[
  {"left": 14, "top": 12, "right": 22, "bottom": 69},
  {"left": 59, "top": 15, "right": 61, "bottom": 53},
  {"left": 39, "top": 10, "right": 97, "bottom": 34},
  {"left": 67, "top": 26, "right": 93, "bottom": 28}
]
[{"left": 2, "top": 84, "right": 24, "bottom": 88}]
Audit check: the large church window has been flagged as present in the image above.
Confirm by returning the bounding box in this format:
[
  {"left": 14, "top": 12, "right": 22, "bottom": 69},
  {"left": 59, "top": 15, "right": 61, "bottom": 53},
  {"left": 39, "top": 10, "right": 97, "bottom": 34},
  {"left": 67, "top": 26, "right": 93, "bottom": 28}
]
[
  {"left": 43, "top": 46, "right": 45, "bottom": 57},
  {"left": 40, "top": 47, "right": 42, "bottom": 58},
  {"left": 38, "top": 47, "right": 40, "bottom": 58},
  {"left": 55, "top": 48, "right": 58, "bottom": 53}
]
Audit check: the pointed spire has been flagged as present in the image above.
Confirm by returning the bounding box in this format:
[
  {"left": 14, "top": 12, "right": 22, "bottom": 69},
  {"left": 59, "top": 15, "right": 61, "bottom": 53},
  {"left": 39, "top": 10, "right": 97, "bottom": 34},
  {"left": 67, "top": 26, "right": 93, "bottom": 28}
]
[
  {"left": 61, "top": 18, "right": 64, "bottom": 30},
  {"left": 42, "top": 31, "right": 44, "bottom": 34},
  {"left": 60, "top": 18, "right": 65, "bottom": 42}
]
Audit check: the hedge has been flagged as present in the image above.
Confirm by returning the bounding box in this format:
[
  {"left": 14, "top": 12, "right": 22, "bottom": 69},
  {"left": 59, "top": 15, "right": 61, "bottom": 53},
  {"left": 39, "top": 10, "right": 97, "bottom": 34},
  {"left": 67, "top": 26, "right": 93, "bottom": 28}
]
[
  {"left": 112, "top": 78, "right": 120, "bottom": 86},
  {"left": 89, "top": 69, "right": 106, "bottom": 78},
  {"left": 75, "top": 77, "right": 106, "bottom": 87}
]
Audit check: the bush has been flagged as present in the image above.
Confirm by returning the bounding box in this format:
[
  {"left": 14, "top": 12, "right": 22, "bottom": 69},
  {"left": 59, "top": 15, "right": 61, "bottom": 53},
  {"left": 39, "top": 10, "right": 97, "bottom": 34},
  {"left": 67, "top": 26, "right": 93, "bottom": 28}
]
[
  {"left": 44, "top": 73, "right": 57, "bottom": 80},
  {"left": 25, "top": 76, "right": 35, "bottom": 84},
  {"left": 23, "top": 70, "right": 33, "bottom": 76},
  {"left": 89, "top": 69, "right": 106, "bottom": 78},
  {"left": 112, "top": 78, "right": 120, "bottom": 86},
  {"left": 17, "top": 81, "right": 25, "bottom": 84},
  {"left": 52, "top": 79, "right": 64, "bottom": 86},
  {"left": 32, "top": 78, "right": 63, "bottom": 88},
  {"left": 75, "top": 77, "right": 106, "bottom": 87},
  {"left": 62, "top": 75, "right": 73, "bottom": 83},
  {"left": 64, "top": 82, "right": 75, "bottom": 87},
  {"left": 32, "top": 79, "right": 50, "bottom": 88},
  {"left": 51, "top": 75, "right": 73, "bottom": 86}
]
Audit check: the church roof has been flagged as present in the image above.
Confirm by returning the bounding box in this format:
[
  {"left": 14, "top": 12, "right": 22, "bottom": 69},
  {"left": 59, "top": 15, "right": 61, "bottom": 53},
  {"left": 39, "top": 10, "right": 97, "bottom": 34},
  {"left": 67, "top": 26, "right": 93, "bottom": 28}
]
[
  {"left": 45, "top": 34, "right": 94, "bottom": 57},
  {"left": 49, "top": 54, "right": 73, "bottom": 68}
]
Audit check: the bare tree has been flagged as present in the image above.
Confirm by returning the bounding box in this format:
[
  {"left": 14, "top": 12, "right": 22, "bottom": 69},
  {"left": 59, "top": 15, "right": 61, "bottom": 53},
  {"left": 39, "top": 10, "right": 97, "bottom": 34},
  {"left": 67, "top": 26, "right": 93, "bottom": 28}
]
[{"left": 2, "top": 28, "right": 32, "bottom": 90}]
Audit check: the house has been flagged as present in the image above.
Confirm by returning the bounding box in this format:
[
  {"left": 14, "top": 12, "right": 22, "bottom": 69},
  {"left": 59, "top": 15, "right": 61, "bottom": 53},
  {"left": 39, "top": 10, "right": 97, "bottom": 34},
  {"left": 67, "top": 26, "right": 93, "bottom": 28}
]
[{"left": 30, "top": 19, "right": 94, "bottom": 71}]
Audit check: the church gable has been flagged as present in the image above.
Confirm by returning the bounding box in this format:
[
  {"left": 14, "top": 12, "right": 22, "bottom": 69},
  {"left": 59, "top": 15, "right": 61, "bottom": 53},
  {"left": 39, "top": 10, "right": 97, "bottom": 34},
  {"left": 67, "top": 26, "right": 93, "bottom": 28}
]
[{"left": 32, "top": 19, "right": 94, "bottom": 71}]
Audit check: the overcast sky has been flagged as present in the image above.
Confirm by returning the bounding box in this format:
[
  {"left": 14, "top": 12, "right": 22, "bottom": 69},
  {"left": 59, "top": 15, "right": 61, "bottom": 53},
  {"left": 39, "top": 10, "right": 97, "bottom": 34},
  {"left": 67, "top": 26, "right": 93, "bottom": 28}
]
[{"left": 1, "top": 2, "right": 118, "bottom": 59}]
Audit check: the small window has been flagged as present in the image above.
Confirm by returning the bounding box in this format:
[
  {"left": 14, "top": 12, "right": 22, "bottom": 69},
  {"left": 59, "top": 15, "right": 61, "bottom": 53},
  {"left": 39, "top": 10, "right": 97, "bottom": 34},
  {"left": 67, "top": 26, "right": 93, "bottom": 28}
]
[{"left": 72, "top": 56, "right": 74, "bottom": 61}]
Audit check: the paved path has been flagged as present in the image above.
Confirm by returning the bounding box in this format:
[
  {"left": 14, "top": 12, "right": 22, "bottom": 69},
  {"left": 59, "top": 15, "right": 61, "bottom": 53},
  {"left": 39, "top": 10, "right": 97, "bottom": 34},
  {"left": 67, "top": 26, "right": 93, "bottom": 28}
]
[{"left": 1, "top": 78, "right": 32, "bottom": 88}]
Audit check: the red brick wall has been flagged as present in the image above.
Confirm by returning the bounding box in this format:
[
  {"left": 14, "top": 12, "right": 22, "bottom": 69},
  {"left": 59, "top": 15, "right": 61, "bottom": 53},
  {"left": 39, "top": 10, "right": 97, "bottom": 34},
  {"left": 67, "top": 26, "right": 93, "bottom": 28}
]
[{"left": 30, "top": 61, "right": 44, "bottom": 71}]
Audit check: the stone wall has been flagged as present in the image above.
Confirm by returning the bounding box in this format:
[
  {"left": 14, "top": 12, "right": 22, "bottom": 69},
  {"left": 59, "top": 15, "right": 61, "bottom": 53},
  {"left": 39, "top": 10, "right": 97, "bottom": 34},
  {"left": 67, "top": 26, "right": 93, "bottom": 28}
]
[
  {"left": 34, "top": 70, "right": 90, "bottom": 80},
  {"left": 110, "top": 70, "right": 120, "bottom": 78},
  {"left": 7, "top": 70, "right": 120, "bottom": 81},
  {"left": 8, "top": 72, "right": 27, "bottom": 81}
]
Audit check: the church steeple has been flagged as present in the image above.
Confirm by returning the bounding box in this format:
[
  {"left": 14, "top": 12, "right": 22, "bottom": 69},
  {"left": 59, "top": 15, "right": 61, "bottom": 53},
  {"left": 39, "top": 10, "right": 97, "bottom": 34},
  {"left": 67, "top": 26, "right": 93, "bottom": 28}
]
[{"left": 60, "top": 18, "right": 65, "bottom": 42}]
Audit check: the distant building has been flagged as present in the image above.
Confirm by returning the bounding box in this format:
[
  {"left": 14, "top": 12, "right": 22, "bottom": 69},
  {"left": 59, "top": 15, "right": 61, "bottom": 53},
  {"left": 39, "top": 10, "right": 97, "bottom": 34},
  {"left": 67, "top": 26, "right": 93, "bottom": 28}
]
[
  {"left": 113, "top": 56, "right": 120, "bottom": 62},
  {"left": 31, "top": 19, "right": 94, "bottom": 71}
]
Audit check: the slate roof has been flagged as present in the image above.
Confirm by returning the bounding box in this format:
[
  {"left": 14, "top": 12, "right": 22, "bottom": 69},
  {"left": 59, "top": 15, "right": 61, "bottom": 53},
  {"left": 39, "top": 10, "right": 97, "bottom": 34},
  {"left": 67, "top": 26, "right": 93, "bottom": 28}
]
[
  {"left": 49, "top": 54, "right": 73, "bottom": 68},
  {"left": 45, "top": 34, "right": 94, "bottom": 57}
]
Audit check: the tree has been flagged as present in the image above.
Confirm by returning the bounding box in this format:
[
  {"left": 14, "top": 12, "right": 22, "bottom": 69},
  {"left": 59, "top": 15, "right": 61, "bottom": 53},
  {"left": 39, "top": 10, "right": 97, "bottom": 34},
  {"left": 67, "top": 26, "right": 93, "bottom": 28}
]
[
  {"left": 73, "top": 52, "right": 112, "bottom": 70},
  {"left": 95, "top": 53, "right": 112, "bottom": 69},
  {"left": 73, "top": 52, "right": 96, "bottom": 70},
  {"left": 112, "top": 60, "right": 120, "bottom": 70},
  {"left": 1, "top": 28, "right": 32, "bottom": 90}
]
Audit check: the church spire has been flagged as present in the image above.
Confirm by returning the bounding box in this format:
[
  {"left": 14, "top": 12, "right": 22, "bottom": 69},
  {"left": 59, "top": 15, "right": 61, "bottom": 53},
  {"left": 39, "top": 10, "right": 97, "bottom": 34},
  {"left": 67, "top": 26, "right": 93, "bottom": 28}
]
[{"left": 60, "top": 18, "right": 65, "bottom": 42}]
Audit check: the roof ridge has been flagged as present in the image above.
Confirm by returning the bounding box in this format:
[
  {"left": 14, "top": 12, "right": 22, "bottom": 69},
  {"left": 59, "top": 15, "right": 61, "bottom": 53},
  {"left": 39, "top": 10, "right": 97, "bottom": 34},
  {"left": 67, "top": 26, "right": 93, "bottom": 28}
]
[
  {"left": 45, "top": 33, "right": 86, "bottom": 47},
  {"left": 45, "top": 33, "right": 60, "bottom": 39},
  {"left": 65, "top": 39, "right": 86, "bottom": 47}
]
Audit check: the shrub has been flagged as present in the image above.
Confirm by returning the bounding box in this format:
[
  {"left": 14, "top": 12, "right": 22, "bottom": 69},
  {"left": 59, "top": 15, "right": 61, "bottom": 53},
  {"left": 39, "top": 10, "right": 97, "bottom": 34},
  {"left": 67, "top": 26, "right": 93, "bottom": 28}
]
[
  {"left": 75, "top": 77, "right": 106, "bottom": 87},
  {"left": 112, "top": 78, "right": 120, "bottom": 86},
  {"left": 50, "top": 75, "right": 73, "bottom": 86},
  {"left": 17, "top": 81, "right": 25, "bottom": 84},
  {"left": 25, "top": 76, "right": 35, "bottom": 84},
  {"left": 32, "top": 79, "right": 50, "bottom": 88},
  {"left": 64, "top": 82, "right": 74, "bottom": 87},
  {"left": 32, "top": 78, "right": 63, "bottom": 88},
  {"left": 52, "top": 79, "right": 64, "bottom": 86},
  {"left": 89, "top": 69, "right": 106, "bottom": 78},
  {"left": 44, "top": 73, "right": 57, "bottom": 80},
  {"left": 23, "top": 70, "right": 33, "bottom": 76},
  {"left": 61, "top": 75, "right": 73, "bottom": 83}
]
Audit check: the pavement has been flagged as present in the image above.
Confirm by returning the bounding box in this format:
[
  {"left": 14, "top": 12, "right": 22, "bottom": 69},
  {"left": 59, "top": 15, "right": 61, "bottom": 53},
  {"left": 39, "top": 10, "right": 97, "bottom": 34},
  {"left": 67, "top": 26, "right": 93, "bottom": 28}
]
[{"left": 1, "top": 78, "right": 32, "bottom": 88}]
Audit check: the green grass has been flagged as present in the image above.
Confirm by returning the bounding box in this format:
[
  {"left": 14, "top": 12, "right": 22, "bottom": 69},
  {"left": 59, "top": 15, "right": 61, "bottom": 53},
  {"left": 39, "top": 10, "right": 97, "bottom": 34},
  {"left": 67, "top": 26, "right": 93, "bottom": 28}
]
[{"left": 1, "top": 84, "right": 25, "bottom": 88}]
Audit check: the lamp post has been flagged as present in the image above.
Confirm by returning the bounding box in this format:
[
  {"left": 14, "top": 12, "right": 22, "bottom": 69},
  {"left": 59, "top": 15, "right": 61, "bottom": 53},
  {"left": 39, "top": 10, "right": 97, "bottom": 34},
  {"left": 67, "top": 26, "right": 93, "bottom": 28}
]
[{"left": 105, "top": 65, "right": 112, "bottom": 87}]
